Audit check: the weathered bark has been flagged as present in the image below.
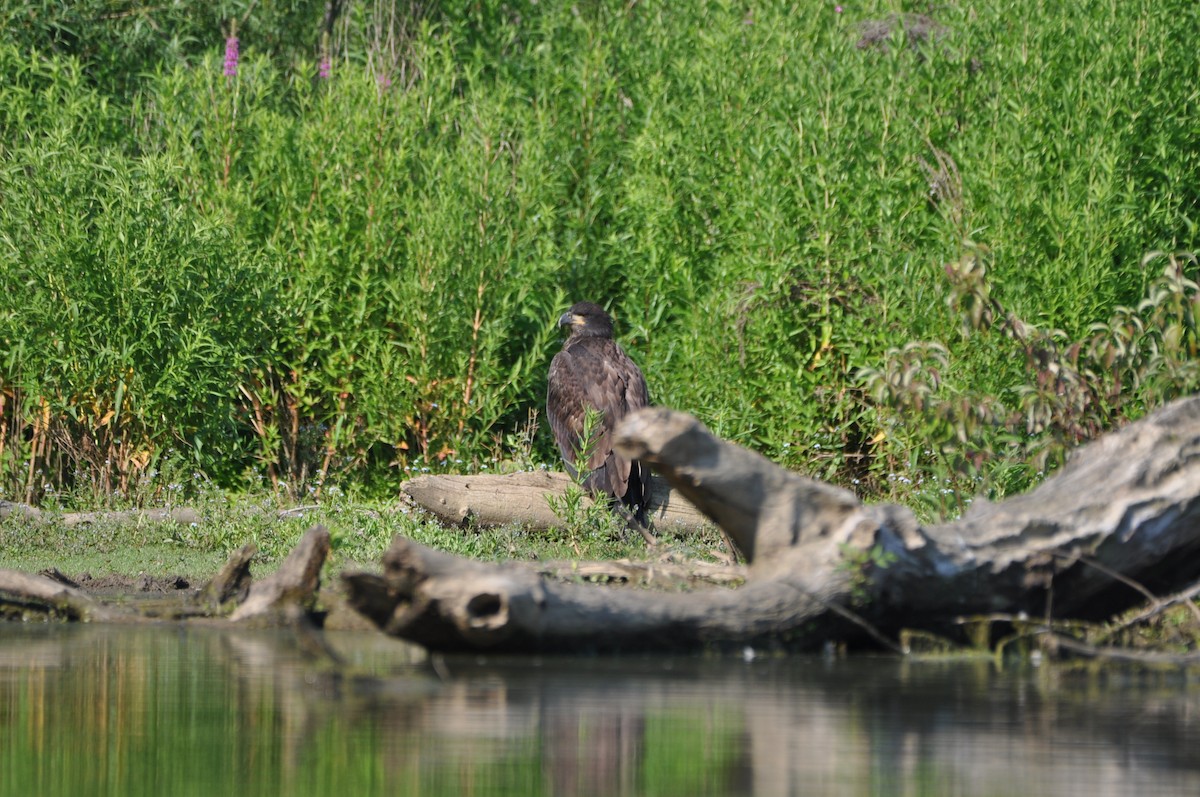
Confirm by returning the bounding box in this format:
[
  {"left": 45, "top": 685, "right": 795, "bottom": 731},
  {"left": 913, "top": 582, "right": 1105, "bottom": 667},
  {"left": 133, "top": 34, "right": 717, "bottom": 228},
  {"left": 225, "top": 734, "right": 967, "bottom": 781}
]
[
  {"left": 533, "top": 558, "right": 746, "bottom": 588},
  {"left": 0, "top": 527, "right": 329, "bottom": 626},
  {"left": 342, "top": 543, "right": 811, "bottom": 653},
  {"left": 231, "top": 526, "right": 330, "bottom": 623},
  {"left": 196, "top": 542, "right": 257, "bottom": 610},
  {"left": 0, "top": 501, "right": 203, "bottom": 527},
  {"left": 0, "top": 569, "right": 126, "bottom": 622},
  {"left": 867, "top": 396, "right": 1200, "bottom": 622},
  {"left": 344, "top": 396, "right": 1200, "bottom": 653},
  {"left": 401, "top": 470, "right": 711, "bottom": 532},
  {"left": 0, "top": 501, "right": 331, "bottom": 528}
]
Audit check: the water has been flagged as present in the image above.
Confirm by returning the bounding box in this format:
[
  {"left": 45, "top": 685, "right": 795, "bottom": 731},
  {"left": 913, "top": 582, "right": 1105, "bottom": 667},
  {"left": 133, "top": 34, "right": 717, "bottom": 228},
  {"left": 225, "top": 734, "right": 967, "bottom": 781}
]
[{"left": 1, "top": 623, "right": 1198, "bottom": 797}]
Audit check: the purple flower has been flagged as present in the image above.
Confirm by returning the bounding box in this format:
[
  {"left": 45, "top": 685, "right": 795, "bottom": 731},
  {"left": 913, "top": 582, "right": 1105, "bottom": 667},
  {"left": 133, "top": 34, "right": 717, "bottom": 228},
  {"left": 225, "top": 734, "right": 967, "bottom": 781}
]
[
  {"left": 377, "top": 73, "right": 392, "bottom": 88},
  {"left": 224, "top": 36, "right": 240, "bottom": 77},
  {"left": 835, "top": 4, "right": 843, "bottom": 12},
  {"left": 318, "top": 32, "right": 332, "bottom": 81}
]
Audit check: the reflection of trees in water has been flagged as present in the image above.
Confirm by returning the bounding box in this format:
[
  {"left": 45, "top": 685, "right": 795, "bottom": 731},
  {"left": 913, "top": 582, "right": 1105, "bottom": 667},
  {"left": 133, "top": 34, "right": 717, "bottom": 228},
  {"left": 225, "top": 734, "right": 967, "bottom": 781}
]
[
  {"left": 2, "top": 627, "right": 1199, "bottom": 796},
  {"left": 373, "top": 657, "right": 1200, "bottom": 796},
  {"left": 540, "top": 708, "right": 643, "bottom": 796},
  {"left": 739, "top": 659, "right": 1200, "bottom": 796}
]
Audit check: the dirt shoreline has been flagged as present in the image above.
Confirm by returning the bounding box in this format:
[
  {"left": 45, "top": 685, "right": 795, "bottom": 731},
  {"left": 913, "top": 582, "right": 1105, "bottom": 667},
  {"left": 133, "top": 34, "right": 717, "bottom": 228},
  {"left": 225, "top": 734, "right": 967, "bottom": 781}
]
[{"left": 39, "top": 569, "right": 196, "bottom": 597}]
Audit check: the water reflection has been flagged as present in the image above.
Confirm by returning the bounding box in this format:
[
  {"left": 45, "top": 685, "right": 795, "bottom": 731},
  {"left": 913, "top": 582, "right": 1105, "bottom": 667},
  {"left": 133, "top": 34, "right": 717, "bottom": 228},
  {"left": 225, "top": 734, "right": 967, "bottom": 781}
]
[{"left": 1, "top": 623, "right": 1198, "bottom": 796}]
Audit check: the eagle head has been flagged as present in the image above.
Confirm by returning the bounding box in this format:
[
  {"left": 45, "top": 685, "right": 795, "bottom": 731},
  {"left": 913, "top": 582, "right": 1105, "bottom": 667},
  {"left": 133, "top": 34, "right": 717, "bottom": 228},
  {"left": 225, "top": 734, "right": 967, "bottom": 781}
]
[{"left": 557, "top": 301, "right": 614, "bottom": 339}]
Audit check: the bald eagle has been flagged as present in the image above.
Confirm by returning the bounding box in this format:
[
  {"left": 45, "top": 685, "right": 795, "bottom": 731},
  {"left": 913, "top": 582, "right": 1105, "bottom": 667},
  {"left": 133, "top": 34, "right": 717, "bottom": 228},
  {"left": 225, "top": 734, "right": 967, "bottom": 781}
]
[{"left": 547, "top": 302, "right": 651, "bottom": 522}]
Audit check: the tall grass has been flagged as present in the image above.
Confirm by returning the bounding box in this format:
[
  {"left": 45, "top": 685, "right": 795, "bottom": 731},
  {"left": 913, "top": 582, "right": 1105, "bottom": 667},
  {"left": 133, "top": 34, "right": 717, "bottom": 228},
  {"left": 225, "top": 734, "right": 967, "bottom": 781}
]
[{"left": 1, "top": 1, "right": 1197, "bottom": 513}]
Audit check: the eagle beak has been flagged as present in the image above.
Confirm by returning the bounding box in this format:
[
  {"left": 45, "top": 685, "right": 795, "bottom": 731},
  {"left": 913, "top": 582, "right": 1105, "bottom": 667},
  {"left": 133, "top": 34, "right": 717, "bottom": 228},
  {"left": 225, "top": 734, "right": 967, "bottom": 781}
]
[{"left": 557, "top": 312, "right": 581, "bottom": 328}]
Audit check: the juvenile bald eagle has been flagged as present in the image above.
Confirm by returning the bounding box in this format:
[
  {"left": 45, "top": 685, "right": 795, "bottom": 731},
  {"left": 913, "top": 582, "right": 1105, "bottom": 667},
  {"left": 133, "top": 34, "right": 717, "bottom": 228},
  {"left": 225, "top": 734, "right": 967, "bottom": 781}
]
[{"left": 547, "top": 302, "right": 651, "bottom": 522}]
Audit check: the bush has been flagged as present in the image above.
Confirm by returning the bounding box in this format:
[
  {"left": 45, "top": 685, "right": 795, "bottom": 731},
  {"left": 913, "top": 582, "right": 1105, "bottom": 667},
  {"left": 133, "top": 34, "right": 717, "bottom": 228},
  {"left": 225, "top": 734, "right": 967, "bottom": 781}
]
[{"left": 1, "top": 1, "right": 1197, "bottom": 513}]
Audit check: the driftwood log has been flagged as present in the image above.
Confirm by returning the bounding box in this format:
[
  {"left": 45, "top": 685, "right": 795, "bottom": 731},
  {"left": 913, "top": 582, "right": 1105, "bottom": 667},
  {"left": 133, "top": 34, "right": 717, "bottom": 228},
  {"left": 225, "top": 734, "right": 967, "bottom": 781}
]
[
  {"left": 0, "top": 501, "right": 329, "bottom": 528},
  {"left": 401, "top": 470, "right": 711, "bottom": 532},
  {"left": 0, "top": 568, "right": 125, "bottom": 622},
  {"left": 0, "top": 527, "right": 332, "bottom": 624},
  {"left": 343, "top": 396, "right": 1200, "bottom": 654}
]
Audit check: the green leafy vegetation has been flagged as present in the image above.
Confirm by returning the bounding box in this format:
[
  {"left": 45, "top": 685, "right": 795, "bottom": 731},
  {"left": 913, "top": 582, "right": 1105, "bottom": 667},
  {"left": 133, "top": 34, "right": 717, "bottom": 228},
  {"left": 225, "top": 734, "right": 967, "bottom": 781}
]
[
  {"left": 545, "top": 406, "right": 630, "bottom": 549},
  {"left": 0, "top": 493, "right": 675, "bottom": 578},
  {"left": 837, "top": 542, "right": 898, "bottom": 606},
  {"left": 1, "top": 0, "right": 1197, "bottom": 532}
]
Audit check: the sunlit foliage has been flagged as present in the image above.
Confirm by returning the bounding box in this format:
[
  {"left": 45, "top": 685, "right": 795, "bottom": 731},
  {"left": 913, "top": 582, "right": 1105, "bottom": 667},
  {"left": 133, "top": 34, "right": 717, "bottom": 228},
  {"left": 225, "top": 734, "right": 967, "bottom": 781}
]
[{"left": 1, "top": 1, "right": 1197, "bottom": 517}]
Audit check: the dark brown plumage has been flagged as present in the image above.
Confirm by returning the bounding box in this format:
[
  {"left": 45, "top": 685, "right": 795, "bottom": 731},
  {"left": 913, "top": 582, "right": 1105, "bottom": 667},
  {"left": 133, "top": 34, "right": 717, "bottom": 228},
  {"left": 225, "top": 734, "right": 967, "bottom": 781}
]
[{"left": 547, "top": 301, "right": 651, "bottom": 521}]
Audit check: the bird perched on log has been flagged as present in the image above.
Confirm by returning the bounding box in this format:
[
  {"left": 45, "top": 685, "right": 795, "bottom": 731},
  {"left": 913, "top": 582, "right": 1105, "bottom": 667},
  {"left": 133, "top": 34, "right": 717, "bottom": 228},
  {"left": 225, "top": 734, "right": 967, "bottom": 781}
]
[{"left": 547, "top": 302, "right": 653, "bottom": 532}]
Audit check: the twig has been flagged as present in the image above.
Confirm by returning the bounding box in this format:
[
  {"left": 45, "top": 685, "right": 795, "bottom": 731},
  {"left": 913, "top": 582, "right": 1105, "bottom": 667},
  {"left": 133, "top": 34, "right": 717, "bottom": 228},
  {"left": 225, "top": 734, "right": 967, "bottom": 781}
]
[
  {"left": 1055, "top": 550, "right": 1159, "bottom": 603},
  {"left": 1106, "top": 579, "right": 1200, "bottom": 634},
  {"left": 611, "top": 501, "right": 658, "bottom": 546},
  {"left": 953, "top": 612, "right": 1096, "bottom": 635},
  {"left": 1046, "top": 633, "right": 1200, "bottom": 665},
  {"left": 784, "top": 579, "right": 905, "bottom": 655},
  {"left": 1054, "top": 550, "right": 1200, "bottom": 625},
  {"left": 819, "top": 598, "right": 908, "bottom": 655},
  {"left": 276, "top": 505, "right": 321, "bottom": 518}
]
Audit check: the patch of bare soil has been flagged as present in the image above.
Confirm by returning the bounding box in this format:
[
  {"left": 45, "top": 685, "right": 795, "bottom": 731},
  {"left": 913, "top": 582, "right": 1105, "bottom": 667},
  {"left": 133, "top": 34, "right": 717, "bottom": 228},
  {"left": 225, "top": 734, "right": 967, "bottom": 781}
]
[{"left": 39, "top": 568, "right": 193, "bottom": 596}]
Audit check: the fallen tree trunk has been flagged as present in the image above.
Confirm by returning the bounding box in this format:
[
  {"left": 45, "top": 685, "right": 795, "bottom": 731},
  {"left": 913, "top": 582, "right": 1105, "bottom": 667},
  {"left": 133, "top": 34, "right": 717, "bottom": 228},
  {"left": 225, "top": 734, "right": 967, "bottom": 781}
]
[
  {"left": 0, "top": 568, "right": 125, "bottom": 622},
  {"left": 230, "top": 527, "right": 330, "bottom": 624},
  {"left": 0, "top": 501, "right": 203, "bottom": 527},
  {"left": 0, "top": 501, "right": 343, "bottom": 529},
  {"left": 344, "top": 396, "right": 1200, "bottom": 653},
  {"left": 401, "top": 470, "right": 711, "bottom": 532},
  {"left": 0, "top": 527, "right": 332, "bottom": 625}
]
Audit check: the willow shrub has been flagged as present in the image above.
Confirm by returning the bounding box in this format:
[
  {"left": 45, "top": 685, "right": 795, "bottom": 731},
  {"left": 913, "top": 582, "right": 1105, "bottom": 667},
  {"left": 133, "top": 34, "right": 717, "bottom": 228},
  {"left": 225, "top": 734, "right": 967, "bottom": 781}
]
[
  {"left": 2, "top": 1, "right": 1198, "bottom": 511},
  {"left": 145, "top": 41, "right": 571, "bottom": 493},
  {"left": 0, "top": 46, "right": 276, "bottom": 501}
]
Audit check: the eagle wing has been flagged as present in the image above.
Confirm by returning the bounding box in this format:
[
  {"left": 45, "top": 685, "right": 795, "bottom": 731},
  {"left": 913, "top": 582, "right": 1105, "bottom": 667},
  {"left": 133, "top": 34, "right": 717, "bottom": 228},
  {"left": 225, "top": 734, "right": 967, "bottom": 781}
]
[{"left": 547, "top": 337, "right": 649, "bottom": 501}]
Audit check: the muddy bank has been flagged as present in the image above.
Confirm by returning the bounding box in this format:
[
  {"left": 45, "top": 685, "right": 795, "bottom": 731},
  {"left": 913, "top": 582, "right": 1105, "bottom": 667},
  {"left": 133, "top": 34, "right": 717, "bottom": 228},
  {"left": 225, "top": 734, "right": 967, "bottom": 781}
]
[{"left": 39, "top": 569, "right": 194, "bottom": 596}]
